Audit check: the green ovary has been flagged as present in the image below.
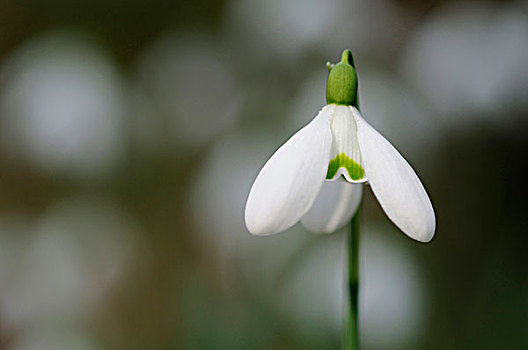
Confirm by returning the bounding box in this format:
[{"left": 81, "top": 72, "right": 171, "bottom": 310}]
[{"left": 326, "top": 153, "right": 365, "bottom": 181}]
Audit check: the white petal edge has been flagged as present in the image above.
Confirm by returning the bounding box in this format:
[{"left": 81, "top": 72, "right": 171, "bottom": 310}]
[
  {"left": 301, "top": 179, "right": 363, "bottom": 234},
  {"left": 245, "top": 105, "right": 334, "bottom": 235},
  {"left": 351, "top": 107, "right": 436, "bottom": 242}
]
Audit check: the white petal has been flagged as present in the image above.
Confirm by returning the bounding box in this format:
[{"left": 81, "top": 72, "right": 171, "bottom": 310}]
[
  {"left": 327, "top": 105, "right": 366, "bottom": 183},
  {"left": 245, "top": 106, "right": 333, "bottom": 235},
  {"left": 301, "top": 179, "right": 363, "bottom": 234},
  {"left": 351, "top": 107, "right": 436, "bottom": 242}
]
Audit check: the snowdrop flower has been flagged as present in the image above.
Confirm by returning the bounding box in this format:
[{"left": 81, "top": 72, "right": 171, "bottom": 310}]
[{"left": 245, "top": 50, "right": 435, "bottom": 242}]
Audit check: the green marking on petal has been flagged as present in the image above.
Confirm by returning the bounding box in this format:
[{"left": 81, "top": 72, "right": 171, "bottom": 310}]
[{"left": 326, "top": 153, "right": 365, "bottom": 181}]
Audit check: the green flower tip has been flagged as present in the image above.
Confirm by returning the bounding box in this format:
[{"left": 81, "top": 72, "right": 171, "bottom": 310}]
[
  {"left": 326, "top": 49, "right": 358, "bottom": 107},
  {"left": 340, "top": 49, "right": 355, "bottom": 67}
]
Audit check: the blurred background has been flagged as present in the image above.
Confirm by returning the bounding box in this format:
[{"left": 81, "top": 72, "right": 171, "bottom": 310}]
[{"left": 0, "top": 0, "right": 527, "bottom": 349}]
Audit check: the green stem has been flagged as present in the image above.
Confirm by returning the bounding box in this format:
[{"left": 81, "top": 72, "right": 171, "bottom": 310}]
[{"left": 344, "top": 210, "right": 360, "bottom": 350}]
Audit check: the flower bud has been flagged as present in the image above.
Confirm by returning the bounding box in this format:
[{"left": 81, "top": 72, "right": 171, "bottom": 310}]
[{"left": 326, "top": 50, "right": 358, "bottom": 107}]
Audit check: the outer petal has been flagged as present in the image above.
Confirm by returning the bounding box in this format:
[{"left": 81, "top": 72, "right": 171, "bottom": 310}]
[
  {"left": 301, "top": 179, "right": 363, "bottom": 234},
  {"left": 351, "top": 107, "right": 436, "bottom": 242},
  {"left": 245, "top": 106, "right": 334, "bottom": 235}
]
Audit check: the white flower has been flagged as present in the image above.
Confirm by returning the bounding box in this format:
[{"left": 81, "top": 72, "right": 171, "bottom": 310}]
[{"left": 244, "top": 51, "right": 435, "bottom": 242}]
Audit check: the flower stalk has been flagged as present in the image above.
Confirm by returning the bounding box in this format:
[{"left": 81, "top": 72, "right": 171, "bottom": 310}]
[{"left": 344, "top": 209, "right": 361, "bottom": 350}]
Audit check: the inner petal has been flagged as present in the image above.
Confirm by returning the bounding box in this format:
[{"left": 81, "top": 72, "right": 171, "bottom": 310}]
[{"left": 326, "top": 105, "right": 366, "bottom": 183}]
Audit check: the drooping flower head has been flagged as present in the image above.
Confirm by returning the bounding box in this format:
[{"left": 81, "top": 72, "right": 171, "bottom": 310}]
[{"left": 245, "top": 50, "right": 435, "bottom": 242}]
